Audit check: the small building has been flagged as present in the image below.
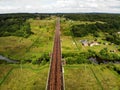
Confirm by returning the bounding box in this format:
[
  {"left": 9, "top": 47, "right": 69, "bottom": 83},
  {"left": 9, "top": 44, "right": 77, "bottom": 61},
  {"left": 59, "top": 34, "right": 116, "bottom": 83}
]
[
  {"left": 89, "top": 42, "right": 100, "bottom": 47},
  {"left": 81, "top": 40, "right": 100, "bottom": 47},
  {"left": 81, "top": 40, "right": 89, "bottom": 46}
]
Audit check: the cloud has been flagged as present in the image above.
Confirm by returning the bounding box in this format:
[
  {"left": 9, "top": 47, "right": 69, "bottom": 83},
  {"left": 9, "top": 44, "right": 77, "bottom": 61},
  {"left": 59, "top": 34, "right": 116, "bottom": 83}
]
[{"left": 0, "top": 0, "right": 119, "bottom": 13}]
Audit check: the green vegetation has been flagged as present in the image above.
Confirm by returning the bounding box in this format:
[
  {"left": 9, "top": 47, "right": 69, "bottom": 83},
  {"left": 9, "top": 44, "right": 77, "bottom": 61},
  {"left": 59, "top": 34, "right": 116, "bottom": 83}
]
[
  {"left": 0, "top": 14, "right": 55, "bottom": 62},
  {"left": 63, "top": 13, "right": 120, "bottom": 22},
  {"left": 68, "top": 14, "right": 120, "bottom": 44},
  {"left": 64, "top": 64, "right": 120, "bottom": 90},
  {"left": 0, "top": 18, "right": 32, "bottom": 37},
  {"left": 61, "top": 14, "right": 120, "bottom": 63},
  {"left": 0, "top": 14, "right": 55, "bottom": 89},
  {"left": 0, "top": 13, "right": 120, "bottom": 89},
  {"left": 0, "top": 64, "right": 49, "bottom": 90},
  {"left": 71, "top": 22, "right": 120, "bottom": 45}
]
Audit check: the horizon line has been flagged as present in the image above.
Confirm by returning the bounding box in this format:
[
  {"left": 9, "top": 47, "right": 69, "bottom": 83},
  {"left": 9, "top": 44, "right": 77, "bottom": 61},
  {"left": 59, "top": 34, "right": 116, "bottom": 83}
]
[{"left": 0, "top": 12, "right": 120, "bottom": 14}]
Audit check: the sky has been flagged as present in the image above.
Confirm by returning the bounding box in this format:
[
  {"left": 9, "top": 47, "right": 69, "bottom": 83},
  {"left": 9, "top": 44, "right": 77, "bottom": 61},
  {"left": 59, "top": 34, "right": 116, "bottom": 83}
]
[{"left": 0, "top": 0, "right": 120, "bottom": 13}]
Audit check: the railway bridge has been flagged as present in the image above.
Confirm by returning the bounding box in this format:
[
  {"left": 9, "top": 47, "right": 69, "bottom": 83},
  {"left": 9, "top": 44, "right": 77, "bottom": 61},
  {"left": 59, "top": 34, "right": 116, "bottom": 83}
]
[{"left": 46, "top": 18, "right": 64, "bottom": 90}]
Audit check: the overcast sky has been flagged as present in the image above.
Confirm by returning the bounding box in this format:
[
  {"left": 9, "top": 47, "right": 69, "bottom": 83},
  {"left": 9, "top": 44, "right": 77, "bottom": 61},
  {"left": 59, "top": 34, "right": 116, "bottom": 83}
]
[{"left": 0, "top": 0, "right": 120, "bottom": 13}]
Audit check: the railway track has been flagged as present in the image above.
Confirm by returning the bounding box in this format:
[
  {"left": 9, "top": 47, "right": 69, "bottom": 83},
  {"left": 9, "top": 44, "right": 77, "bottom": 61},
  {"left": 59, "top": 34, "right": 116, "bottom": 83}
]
[{"left": 46, "top": 18, "right": 64, "bottom": 90}]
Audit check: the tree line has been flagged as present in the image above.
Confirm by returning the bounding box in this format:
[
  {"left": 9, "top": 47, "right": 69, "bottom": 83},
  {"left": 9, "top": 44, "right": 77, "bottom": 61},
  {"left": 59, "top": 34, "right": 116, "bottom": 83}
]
[
  {"left": 0, "top": 18, "right": 32, "bottom": 37},
  {"left": 71, "top": 21, "right": 120, "bottom": 36},
  {"left": 63, "top": 49, "right": 120, "bottom": 64},
  {"left": 63, "top": 13, "right": 120, "bottom": 22},
  {"left": 0, "top": 13, "right": 51, "bottom": 37}
]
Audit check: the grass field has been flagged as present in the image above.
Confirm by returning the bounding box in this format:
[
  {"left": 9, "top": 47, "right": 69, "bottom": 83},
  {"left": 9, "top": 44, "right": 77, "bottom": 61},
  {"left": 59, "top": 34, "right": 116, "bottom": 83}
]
[
  {"left": 0, "top": 64, "right": 49, "bottom": 90},
  {"left": 1, "top": 64, "right": 120, "bottom": 90},
  {"left": 64, "top": 64, "right": 120, "bottom": 90}
]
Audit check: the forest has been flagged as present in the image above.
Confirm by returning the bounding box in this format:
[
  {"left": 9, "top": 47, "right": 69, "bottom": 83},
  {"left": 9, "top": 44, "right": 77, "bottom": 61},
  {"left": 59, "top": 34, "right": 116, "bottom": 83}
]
[{"left": 0, "top": 13, "right": 51, "bottom": 37}]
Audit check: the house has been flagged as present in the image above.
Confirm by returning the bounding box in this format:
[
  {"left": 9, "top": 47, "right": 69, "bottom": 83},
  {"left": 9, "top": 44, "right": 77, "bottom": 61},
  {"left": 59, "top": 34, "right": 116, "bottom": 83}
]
[
  {"left": 81, "top": 40, "right": 100, "bottom": 47},
  {"left": 81, "top": 40, "right": 89, "bottom": 46},
  {"left": 89, "top": 42, "right": 100, "bottom": 47}
]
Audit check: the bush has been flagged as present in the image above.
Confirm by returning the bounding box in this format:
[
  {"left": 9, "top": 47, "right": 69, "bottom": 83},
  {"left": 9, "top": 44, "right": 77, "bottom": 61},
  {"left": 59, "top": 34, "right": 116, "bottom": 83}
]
[
  {"left": 0, "top": 17, "right": 32, "bottom": 37},
  {"left": 65, "top": 52, "right": 91, "bottom": 64},
  {"left": 31, "top": 53, "right": 50, "bottom": 65}
]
